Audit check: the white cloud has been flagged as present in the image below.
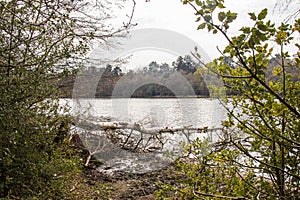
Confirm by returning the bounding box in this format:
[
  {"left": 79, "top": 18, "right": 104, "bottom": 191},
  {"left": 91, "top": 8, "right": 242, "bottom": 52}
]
[{"left": 110, "top": 0, "right": 298, "bottom": 69}]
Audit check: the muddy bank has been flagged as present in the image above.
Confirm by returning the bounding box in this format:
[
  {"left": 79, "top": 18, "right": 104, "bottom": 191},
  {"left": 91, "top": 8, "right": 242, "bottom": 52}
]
[{"left": 79, "top": 163, "right": 183, "bottom": 200}]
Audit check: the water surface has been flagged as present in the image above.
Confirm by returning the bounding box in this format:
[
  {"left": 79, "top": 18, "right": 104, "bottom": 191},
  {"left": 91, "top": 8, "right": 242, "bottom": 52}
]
[{"left": 65, "top": 98, "right": 227, "bottom": 173}]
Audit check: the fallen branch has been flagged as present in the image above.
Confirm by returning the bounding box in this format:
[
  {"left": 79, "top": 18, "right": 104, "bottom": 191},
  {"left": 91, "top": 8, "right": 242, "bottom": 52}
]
[
  {"left": 76, "top": 119, "right": 223, "bottom": 135},
  {"left": 74, "top": 119, "right": 224, "bottom": 167}
]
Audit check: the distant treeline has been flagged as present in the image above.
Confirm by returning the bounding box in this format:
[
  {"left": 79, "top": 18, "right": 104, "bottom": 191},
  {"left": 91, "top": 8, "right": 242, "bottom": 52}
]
[
  {"left": 59, "top": 54, "right": 299, "bottom": 98},
  {"left": 60, "top": 55, "right": 210, "bottom": 98}
]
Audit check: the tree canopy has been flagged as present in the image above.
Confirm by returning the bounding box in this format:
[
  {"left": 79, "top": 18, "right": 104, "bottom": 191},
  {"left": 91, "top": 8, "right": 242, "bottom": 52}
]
[{"left": 157, "top": 0, "right": 300, "bottom": 199}]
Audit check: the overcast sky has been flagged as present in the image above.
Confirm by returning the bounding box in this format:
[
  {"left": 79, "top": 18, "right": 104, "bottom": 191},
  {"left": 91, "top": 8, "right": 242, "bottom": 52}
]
[{"left": 105, "top": 0, "right": 299, "bottom": 71}]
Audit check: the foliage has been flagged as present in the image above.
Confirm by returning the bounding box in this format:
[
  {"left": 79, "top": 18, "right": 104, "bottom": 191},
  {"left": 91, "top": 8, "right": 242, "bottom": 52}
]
[
  {"left": 0, "top": 0, "right": 134, "bottom": 198},
  {"left": 172, "top": 55, "right": 197, "bottom": 74},
  {"left": 155, "top": 140, "right": 258, "bottom": 199},
  {"left": 157, "top": 0, "right": 300, "bottom": 199},
  {"left": 63, "top": 56, "right": 210, "bottom": 97}
]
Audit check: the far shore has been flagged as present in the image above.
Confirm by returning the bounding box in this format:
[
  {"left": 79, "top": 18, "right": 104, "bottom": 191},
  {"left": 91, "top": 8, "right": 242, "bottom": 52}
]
[{"left": 61, "top": 95, "right": 213, "bottom": 99}]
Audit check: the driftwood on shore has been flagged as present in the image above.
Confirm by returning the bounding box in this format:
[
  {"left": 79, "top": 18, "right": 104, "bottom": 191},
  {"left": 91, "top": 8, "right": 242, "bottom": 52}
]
[
  {"left": 76, "top": 119, "right": 223, "bottom": 135},
  {"left": 72, "top": 119, "right": 224, "bottom": 167}
]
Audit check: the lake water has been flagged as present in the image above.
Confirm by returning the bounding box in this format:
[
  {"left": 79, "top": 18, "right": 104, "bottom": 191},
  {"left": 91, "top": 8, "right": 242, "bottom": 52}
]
[
  {"left": 70, "top": 98, "right": 226, "bottom": 128},
  {"left": 65, "top": 98, "right": 228, "bottom": 173}
]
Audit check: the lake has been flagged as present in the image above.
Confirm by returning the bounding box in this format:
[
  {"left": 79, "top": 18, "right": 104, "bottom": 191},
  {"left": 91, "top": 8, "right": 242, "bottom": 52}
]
[
  {"left": 65, "top": 98, "right": 228, "bottom": 173},
  {"left": 69, "top": 98, "right": 226, "bottom": 128}
]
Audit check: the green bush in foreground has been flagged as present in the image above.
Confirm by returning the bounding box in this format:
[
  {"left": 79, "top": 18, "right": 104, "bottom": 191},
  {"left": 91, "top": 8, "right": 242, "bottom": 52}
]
[
  {"left": 156, "top": 0, "right": 299, "bottom": 199},
  {"left": 0, "top": 0, "right": 132, "bottom": 198}
]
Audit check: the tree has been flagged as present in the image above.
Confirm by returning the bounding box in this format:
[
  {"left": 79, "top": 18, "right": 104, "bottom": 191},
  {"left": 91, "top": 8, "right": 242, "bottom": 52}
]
[
  {"left": 0, "top": 0, "right": 135, "bottom": 198},
  {"left": 157, "top": 0, "right": 299, "bottom": 199},
  {"left": 172, "top": 55, "right": 197, "bottom": 74},
  {"left": 160, "top": 62, "right": 171, "bottom": 73},
  {"left": 149, "top": 61, "right": 160, "bottom": 73}
]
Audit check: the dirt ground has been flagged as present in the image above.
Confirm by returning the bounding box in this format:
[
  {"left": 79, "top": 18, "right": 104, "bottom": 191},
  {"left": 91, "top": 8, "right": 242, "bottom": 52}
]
[
  {"left": 68, "top": 134, "right": 183, "bottom": 199},
  {"left": 78, "top": 163, "right": 181, "bottom": 200},
  {"left": 65, "top": 163, "right": 181, "bottom": 200}
]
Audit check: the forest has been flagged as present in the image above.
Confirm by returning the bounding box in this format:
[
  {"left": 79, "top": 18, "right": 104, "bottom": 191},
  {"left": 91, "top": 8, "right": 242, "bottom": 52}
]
[{"left": 60, "top": 55, "right": 210, "bottom": 98}]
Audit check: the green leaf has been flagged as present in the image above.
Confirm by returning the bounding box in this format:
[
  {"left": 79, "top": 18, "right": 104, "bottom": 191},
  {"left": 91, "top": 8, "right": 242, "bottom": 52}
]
[
  {"left": 195, "top": 0, "right": 202, "bottom": 6},
  {"left": 197, "top": 23, "right": 206, "bottom": 30},
  {"left": 258, "top": 8, "right": 268, "bottom": 20},
  {"left": 255, "top": 29, "right": 267, "bottom": 41},
  {"left": 195, "top": 17, "right": 201, "bottom": 22},
  {"left": 204, "top": 15, "right": 212, "bottom": 22},
  {"left": 240, "top": 27, "right": 251, "bottom": 34},
  {"left": 218, "top": 2, "right": 225, "bottom": 8},
  {"left": 226, "top": 11, "right": 237, "bottom": 23},
  {"left": 218, "top": 12, "right": 226, "bottom": 22},
  {"left": 258, "top": 24, "right": 268, "bottom": 31},
  {"left": 249, "top": 12, "right": 256, "bottom": 21},
  {"left": 223, "top": 22, "right": 229, "bottom": 30},
  {"left": 196, "top": 9, "right": 204, "bottom": 16},
  {"left": 248, "top": 38, "right": 255, "bottom": 48},
  {"left": 207, "top": 24, "right": 213, "bottom": 31}
]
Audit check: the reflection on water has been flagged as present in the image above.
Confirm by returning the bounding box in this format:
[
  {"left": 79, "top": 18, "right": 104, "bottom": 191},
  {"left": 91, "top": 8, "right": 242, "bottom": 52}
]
[{"left": 71, "top": 98, "right": 226, "bottom": 128}]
